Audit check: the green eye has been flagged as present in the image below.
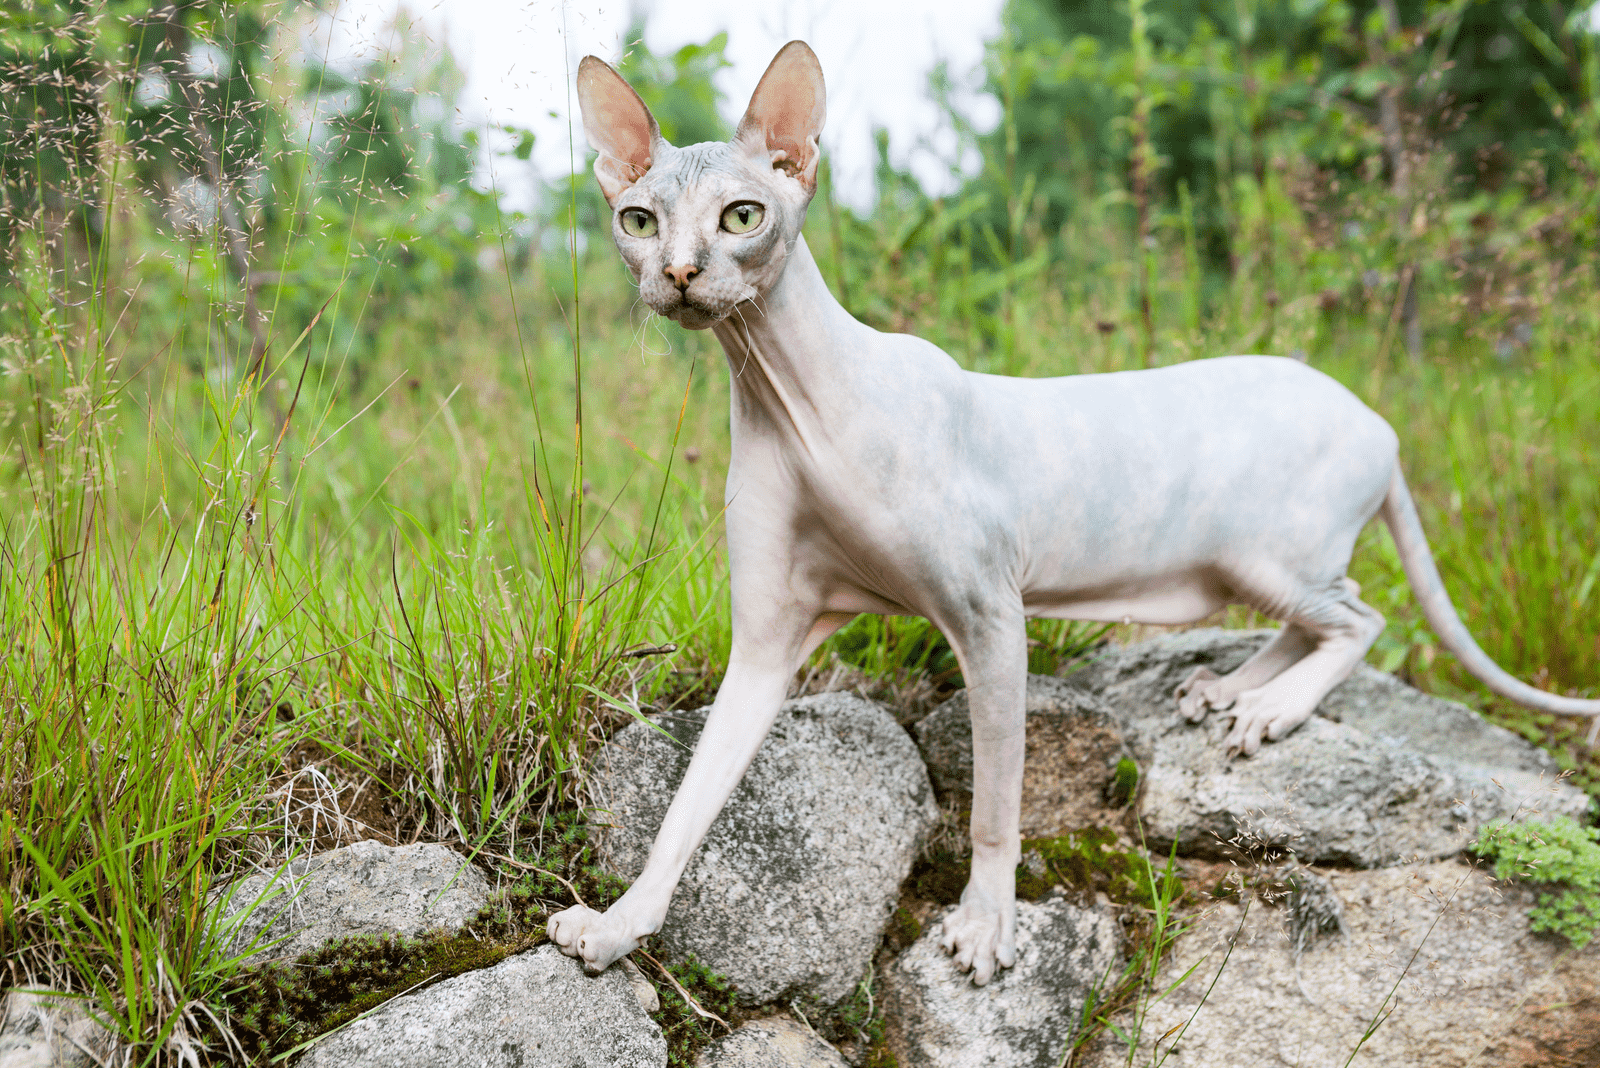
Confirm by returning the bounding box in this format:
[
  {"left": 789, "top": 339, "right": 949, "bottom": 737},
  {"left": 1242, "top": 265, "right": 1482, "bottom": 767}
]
[
  {"left": 721, "top": 202, "right": 764, "bottom": 234},
  {"left": 619, "top": 209, "right": 657, "bottom": 238}
]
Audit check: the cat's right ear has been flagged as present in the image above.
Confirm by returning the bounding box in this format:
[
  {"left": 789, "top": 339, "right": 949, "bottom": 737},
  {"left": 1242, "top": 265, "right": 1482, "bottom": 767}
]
[{"left": 576, "top": 57, "right": 663, "bottom": 206}]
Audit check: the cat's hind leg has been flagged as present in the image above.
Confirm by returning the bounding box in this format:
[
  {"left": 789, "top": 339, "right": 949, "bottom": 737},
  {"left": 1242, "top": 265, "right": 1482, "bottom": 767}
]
[
  {"left": 1219, "top": 578, "right": 1385, "bottom": 755},
  {"left": 1175, "top": 624, "right": 1317, "bottom": 721}
]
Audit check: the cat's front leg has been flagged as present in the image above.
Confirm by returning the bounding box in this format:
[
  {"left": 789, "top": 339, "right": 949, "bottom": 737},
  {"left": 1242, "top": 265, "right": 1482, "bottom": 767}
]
[
  {"left": 550, "top": 612, "right": 824, "bottom": 974},
  {"left": 937, "top": 609, "right": 1027, "bottom": 985}
]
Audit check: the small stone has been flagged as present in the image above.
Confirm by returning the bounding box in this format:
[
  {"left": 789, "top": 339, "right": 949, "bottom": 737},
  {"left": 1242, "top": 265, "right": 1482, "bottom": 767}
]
[
  {"left": 214, "top": 840, "right": 491, "bottom": 962},
  {"left": 694, "top": 1016, "right": 847, "bottom": 1067},
  {"left": 295, "top": 946, "right": 665, "bottom": 1068},
  {"left": 593, "top": 692, "right": 939, "bottom": 1005},
  {"left": 0, "top": 991, "right": 113, "bottom": 1068},
  {"left": 881, "top": 897, "right": 1122, "bottom": 1068}
]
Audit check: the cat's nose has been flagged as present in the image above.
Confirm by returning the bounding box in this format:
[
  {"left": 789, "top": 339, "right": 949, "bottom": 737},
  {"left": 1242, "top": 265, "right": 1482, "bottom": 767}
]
[{"left": 663, "top": 263, "right": 699, "bottom": 291}]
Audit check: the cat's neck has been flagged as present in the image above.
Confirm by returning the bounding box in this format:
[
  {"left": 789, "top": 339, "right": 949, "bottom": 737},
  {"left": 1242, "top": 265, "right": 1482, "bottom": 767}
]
[{"left": 711, "top": 234, "right": 871, "bottom": 443}]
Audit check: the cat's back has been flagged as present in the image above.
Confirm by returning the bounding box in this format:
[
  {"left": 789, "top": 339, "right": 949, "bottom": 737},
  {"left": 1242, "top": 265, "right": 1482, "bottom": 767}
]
[{"left": 973, "top": 354, "right": 1386, "bottom": 435}]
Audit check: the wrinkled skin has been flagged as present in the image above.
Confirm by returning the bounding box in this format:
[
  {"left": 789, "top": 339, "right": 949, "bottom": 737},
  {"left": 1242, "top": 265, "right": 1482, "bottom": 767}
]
[{"left": 548, "top": 41, "right": 1600, "bottom": 988}]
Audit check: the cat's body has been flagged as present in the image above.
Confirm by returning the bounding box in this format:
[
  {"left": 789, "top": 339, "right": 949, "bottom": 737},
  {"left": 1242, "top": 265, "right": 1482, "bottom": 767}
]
[{"left": 551, "top": 41, "right": 1600, "bottom": 986}]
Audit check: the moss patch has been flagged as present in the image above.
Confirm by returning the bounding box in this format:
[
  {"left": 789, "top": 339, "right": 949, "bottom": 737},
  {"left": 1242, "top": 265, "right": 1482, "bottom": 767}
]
[
  {"left": 1108, "top": 757, "right": 1140, "bottom": 807},
  {"left": 1024, "top": 827, "right": 1182, "bottom": 909},
  {"left": 905, "top": 825, "right": 1181, "bottom": 913},
  {"left": 219, "top": 929, "right": 525, "bottom": 1060},
  {"left": 648, "top": 955, "right": 742, "bottom": 1067},
  {"left": 214, "top": 816, "right": 637, "bottom": 1063},
  {"left": 907, "top": 847, "right": 970, "bottom": 905},
  {"left": 810, "top": 977, "right": 899, "bottom": 1068}
]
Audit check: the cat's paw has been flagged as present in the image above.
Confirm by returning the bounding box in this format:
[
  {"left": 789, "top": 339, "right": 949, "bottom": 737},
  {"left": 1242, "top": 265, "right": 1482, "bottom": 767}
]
[
  {"left": 547, "top": 904, "right": 642, "bottom": 974},
  {"left": 1223, "top": 688, "right": 1313, "bottom": 756},
  {"left": 938, "top": 895, "right": 1017, "bottom": 986}
]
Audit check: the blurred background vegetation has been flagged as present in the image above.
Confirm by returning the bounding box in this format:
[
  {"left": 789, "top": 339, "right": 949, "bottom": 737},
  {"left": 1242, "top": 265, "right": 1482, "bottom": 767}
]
[{"left": 1, "top": 0, "right": 1597, "bottom": 1059}]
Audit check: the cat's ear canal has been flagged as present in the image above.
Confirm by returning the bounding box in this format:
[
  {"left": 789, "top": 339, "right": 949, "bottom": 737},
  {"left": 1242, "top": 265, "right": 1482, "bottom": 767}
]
[
  {"left": 576, "top": 56, "right": 666, "bottom": 206},
  {"left": 734, "top": 41, "right": 826, "bottom": 195}
]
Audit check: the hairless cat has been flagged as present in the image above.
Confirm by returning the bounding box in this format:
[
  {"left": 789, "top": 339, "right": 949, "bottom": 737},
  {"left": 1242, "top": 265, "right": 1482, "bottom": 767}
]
[{"left": 550, "top": 40, "right": 1600, "bottom": 986}]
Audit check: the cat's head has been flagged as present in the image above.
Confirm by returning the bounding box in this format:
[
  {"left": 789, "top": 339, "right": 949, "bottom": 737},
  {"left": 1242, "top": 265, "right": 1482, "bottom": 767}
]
[{"left": 575, "top": 41, "right": 825, "bottom": 330}]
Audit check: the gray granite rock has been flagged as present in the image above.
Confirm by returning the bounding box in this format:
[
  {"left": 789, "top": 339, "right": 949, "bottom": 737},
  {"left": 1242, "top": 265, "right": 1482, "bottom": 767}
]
[
  {"left": 1066, "top": 629, "right": 1587, "bottom": 865},
  {"left": 1083, "top": 860, "right": 1600, "bottom": 1068},
  {"left": 881, "top": 897, "right": 1122, "bottom": 1068},
  {"left": 295, "top": 946, "right": 664, "bottom": 1067},
  {"left": 592, "top": 692, "right": 939, "bottom": 1005},
  {"left": 695, "top": 1017, "right": 847, "bottom": 1067},
  {"left": 215, "top": 840, "right": 491, "bottom": 962},
  {"left": 914, "top": 675, "right": 1135, "bottom": 838},
  {"left": 0, "top": 992, "right": 113, "bottom": 1068}
]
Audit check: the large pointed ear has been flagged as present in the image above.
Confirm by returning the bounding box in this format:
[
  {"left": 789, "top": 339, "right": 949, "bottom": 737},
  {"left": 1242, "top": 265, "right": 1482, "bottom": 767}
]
[
  {"left": 576, "top": 56, "right": 664, "bottom": 206},
  {"left": 734, "top": 41, "right": 826, "bottom": 194}
]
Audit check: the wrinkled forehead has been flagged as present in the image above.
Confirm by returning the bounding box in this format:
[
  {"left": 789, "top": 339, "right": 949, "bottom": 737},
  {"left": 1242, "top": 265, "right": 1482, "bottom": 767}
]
[{"left": 638, "top": 142, "right": 755, "bottom": 202}]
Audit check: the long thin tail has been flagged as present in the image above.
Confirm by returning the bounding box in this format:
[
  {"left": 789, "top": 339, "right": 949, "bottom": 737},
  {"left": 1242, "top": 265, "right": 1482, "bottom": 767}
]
[{"left": 1381, "top": 467, "right": 1600, "bottom": 738}]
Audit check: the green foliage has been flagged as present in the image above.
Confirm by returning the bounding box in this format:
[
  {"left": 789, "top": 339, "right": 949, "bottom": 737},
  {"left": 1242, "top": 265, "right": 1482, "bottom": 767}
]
[
  {"left": 814, "top": 974, "right": 899, "bottom": 1068},
  {"left": 1473, "top": 816, "right": 1600, "bottom": 948},
  {"left": 969, "top": 0, "right": 1596, "bottom": 274},
  {"left": 1025, "top": 827, "right": 1184, "bottom": 909},
  {"left": 616, "top": 23, "right": 732, "bottom": 146},
  {"left": 653, "top": 955, "right": 739, "bottom": 1068},
  {"left": 819, "top": 614, "right": 1109, "bottom": 685},
  {"left": 823, "top": 615, "right": 960, "bottom": 681},
  {"left": 1057, "top": 835, "right": 1200, "bottom": 1067}
]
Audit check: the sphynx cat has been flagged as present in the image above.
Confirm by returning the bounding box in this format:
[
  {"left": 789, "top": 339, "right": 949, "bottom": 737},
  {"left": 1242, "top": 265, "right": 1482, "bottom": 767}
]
[{"left": 550, "top": 41, "right": 1600, "bottom": 986}]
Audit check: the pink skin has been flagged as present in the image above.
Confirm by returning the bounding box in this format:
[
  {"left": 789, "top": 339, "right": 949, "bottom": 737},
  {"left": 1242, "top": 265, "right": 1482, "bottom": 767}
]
[{"left": 548, "top": 41, "right": 1600, "bottom": 986}]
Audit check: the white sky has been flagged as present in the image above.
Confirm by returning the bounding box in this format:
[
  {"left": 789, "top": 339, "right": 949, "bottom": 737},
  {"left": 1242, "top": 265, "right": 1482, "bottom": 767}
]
[{"left": 317, "top": 0, "right": 1005, "bottom": 210}]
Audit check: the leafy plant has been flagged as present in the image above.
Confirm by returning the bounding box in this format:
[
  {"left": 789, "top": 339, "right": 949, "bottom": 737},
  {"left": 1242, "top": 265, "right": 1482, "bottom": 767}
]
[{"left": 1473, "top": 816, "right": 1600, "bottom": 948}]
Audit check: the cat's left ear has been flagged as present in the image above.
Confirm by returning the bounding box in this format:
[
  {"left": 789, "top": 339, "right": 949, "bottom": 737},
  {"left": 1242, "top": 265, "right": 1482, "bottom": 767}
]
[{"left": 735, "top": 41, "right": 826, "bottom": 194}]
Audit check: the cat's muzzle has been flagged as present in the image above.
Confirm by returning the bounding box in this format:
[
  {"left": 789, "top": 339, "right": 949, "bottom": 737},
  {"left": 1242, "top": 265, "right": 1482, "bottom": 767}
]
[{"left": 660, "top": 295, "right": 737, "bottom": 330}]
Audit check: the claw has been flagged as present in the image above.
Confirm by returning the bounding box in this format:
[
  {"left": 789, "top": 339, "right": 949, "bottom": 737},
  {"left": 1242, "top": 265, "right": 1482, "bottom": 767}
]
[
  {"left": 1175, "top": 666, "right": 1224, "bottom": 722},
  {"left": 938, "top": 896, "right": 1016, "bottom": 986}
]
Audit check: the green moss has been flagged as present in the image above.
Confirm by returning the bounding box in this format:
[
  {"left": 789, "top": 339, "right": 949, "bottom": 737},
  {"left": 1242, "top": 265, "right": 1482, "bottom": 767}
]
[
  {"left": 1108, "top": 757, "right": 1140, "bottom": 807},
  {"left": 885, "top": 905, "right": 922, "bottom": 951},
  {"left": 908, "top": 847, "right": 971, "bottom": 905},
  {"left": 216, "top": 928, "right": 528, "bottom": 1062},
  {"left": 1473, "top": 816, "right": 1600, "bottom": 948},
  {"left": 814, "top": 977, "right": 899, "bottom": 1068},
  {"left": 215, "top": 816, "right": 639, "bottom": 1063},
  {"left": 1023, "top": 827, "right": 1182, "bottom": 909},
  {"left": 650, "top": 955, "right": 741, "bottom": 1068},
  {"left": 908, "top": 826, "right": 1181, "bottom": 912},
  {"left": 1014, "top": 864, "right": 1053, "bottom": 902}
]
